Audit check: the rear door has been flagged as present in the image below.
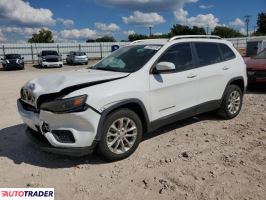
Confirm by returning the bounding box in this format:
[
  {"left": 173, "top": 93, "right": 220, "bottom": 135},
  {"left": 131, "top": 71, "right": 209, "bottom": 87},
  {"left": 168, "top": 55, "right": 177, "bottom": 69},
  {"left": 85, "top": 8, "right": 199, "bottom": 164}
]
[
  {"left": 192, "top": 42, "right": 228, "bottom": 104},
  {"left": 149, "top": 42, "right": 200, "bottom": 121}
]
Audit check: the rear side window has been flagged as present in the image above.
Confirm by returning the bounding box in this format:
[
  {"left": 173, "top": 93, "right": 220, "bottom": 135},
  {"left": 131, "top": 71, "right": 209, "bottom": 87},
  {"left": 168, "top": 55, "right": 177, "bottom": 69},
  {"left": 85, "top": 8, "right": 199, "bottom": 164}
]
[
  {"left": 219, "top": 44, "right": 236, "bottom": 61},
  {"left": 158, "top": 43, "right": 194, "bottom": 72},
  {"left": 194, "top": 42, "right": 222, "bottom": 66}
]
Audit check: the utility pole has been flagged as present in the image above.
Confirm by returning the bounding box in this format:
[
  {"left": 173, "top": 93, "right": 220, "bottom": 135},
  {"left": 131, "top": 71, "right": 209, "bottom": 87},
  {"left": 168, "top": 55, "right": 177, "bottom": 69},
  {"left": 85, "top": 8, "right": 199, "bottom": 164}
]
[
  {"left": 206, "top": 25, "right": 210, "bottom": 35},
  {"left": 149, "top": 26, "right": 152, "bottom": 37},
  {"left": 244, "top": 15, "right": 251, "bottom": 37}
]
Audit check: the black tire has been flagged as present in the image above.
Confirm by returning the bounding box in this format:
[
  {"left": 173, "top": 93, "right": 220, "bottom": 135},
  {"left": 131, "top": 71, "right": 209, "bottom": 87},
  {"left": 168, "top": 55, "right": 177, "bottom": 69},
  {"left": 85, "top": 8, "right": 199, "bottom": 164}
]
[
  {"left": 97, "top": 109, "right": 143, "bottom": 161},
  {"left": 218, "top": 85, "right": 243, "bottom": 119}
]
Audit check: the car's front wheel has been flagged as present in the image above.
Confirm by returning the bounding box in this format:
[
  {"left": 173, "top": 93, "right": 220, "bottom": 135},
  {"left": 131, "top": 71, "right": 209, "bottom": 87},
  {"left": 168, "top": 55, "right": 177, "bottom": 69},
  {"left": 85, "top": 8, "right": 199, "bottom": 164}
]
[
  {"left": 218, "top": 85, "right": 243, "bottom": 119},
  {"left": 97, "top": 109, "right": 142, "bottom": 161}
]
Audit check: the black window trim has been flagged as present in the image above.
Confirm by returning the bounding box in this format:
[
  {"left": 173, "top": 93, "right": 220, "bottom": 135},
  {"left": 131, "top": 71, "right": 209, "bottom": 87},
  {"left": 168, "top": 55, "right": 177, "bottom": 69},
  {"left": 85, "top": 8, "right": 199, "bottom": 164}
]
[{"left": 150, "top": 42, "right": 197, "bottom": 74}]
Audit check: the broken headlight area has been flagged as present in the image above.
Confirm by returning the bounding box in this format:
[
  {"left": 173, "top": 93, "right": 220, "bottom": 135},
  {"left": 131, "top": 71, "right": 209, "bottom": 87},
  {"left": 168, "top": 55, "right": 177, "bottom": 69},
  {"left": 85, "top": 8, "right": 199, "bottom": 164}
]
[{"left": 40, "top": 95, "right": 88, "bottom": 114}]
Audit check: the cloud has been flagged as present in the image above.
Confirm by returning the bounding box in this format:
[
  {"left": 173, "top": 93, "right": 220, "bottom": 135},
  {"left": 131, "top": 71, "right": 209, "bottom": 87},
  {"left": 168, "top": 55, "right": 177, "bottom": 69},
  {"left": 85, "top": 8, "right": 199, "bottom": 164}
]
[
  {"left": 98, "top": 0, "right": 198, "bottom": 11},
  {"left": 174, "top": 8, "right": 189, "bottom": 22},
  {"left": 123, "top": 30, "right": 135, "bottom": 36},
  {"left": 60, "top": 28, "right": 98, "bottom": 40},
  {"left": 122, "top": 11, "right": 165, "bottom": 27},
  {"left": 95, "top": 23, "right": 120, "bottom": 32},
  {"left": 1, "top": 27, "right": 42, "bottom": 36},
  {"left": 199, "top": 4, "right": 214, "bottom": 9},
  {"left": 229, "top": 18, "right": 244, "bottom": 27},
  {"left": 175, "top": 8, "right": 219, "bottom": 29},
  {"left": 0, "top": 0, "right": 56, "bottom": 26},
  {"left": 57, "top": 18, "right": 74, "bottom": 28}
]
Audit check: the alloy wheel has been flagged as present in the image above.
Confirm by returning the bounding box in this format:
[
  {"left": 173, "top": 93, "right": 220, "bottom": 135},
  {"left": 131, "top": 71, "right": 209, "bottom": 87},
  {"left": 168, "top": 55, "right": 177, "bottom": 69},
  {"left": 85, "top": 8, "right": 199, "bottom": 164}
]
[{"left": 106, "top": 117, "right": 138, "bottom": 154}]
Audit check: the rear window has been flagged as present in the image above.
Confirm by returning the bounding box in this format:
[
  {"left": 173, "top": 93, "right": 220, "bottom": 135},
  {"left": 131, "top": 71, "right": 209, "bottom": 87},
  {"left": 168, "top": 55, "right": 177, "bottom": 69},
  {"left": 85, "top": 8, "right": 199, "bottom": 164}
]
[
  {"left": 219, "top": 44, "right": 236, "bottom": 61},
  {"left": 194, "top": 42, "right": 222, "bottom": 66},
  {"left": 5, "top": 54, "right": 21, "bottom": 59},
  {"left": 73, "top": 52, "right": 86, "bottom": 56},
  {"left": 42, "top": 51, "right": 58, "bottom": 56}
]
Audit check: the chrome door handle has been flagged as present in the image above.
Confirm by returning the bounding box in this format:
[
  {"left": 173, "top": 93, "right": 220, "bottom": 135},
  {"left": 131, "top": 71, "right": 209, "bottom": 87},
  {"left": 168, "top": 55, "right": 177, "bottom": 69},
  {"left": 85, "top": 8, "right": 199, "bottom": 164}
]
[
  {"left": 187, "top": 74, "right": 197, "bottom": 78},
  {"left": 223, "top": 66, "right": 230, "bottom": 70}
]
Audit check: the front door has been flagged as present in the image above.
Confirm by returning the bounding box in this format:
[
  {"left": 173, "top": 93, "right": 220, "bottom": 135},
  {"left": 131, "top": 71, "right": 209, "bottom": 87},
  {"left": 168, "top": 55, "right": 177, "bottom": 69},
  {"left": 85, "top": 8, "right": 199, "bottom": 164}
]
[{"left": 149, "top": 43, "right": 200, "bottom": 121}]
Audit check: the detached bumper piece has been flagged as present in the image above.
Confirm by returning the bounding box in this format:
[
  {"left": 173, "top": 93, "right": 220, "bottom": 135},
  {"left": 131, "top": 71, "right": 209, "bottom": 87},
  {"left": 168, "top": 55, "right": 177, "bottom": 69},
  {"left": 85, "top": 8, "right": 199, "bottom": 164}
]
[{"left": 26, "top": 128, "right": 96, "bottom": 157}]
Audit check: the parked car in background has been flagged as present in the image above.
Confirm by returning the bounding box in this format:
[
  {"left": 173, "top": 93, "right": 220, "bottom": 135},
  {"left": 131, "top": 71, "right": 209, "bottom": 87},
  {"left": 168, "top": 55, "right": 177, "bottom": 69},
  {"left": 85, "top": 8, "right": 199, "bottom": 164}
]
[
  {"left": 17, "top": 35, "right": 247, "bottom": 161},
  {"left": 1, "top": 54, "right": 24, "bottom": 70},
  {"left": 66, "top": 51, "right": 88, "bottom": 65},
  {"left": 246, "top": 49, "right": 266, "bottom": 84},
  {"left": 246, "top": 38, "right": 266, "bottom": 57},
  {"left": 38, "top": 50, "right": 63, "bottom": 68}
]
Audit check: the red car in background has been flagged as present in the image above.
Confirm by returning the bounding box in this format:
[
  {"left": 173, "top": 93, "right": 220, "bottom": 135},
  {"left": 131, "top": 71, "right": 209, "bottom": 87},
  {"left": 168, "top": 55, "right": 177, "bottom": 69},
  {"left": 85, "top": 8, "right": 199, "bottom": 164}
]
[{"left": 245, "top": 50, "right": 266, "bottom": 84}]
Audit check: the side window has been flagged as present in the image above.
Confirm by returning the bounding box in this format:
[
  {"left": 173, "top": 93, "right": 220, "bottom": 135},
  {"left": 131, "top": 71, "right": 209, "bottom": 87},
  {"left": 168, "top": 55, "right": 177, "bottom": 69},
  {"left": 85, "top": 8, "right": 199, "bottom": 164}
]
[
  {"left": 219, "top": 43, "right": 236, "bottom": 61},
  {"left": 158, "top": 43, "right": 194, "bottom": 72},
  {"left": 194, "top": 42, "right": 222, "bottom": 66}
]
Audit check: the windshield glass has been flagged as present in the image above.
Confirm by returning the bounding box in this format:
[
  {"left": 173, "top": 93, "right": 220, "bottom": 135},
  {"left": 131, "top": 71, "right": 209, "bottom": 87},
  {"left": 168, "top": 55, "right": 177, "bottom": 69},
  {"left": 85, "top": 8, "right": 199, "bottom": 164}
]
[
  {"left": 42, "top": 51, "right": 58, "bottom": 56},
  {"left": 5, "top": 54, "right": 21, "bottom": 59},
  {"left": 92, "top": 45, "right": 161, "bottom": 73},
  {"left": 254, "top": 50, "right": 266, "bottom": 59},
  {"left": 74, "top": 52, "right": 86, "bottom": 56}
]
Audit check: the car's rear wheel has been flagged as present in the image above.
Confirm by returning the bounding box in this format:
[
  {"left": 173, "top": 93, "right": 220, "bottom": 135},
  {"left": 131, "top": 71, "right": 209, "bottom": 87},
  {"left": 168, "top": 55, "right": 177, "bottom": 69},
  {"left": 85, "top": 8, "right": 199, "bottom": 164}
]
[
  {"left": 218, "top": 85, "right": 243, "bottom": 119},
  {"left": 97, "top": 109, "right": 142, "bottom": 161}
]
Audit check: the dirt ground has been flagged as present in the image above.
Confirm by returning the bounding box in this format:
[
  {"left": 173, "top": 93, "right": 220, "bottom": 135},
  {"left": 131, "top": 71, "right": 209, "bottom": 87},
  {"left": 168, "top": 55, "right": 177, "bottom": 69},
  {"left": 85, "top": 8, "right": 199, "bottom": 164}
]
[{"left": 0, "top": 63, "right": 265, "bottom": 200}]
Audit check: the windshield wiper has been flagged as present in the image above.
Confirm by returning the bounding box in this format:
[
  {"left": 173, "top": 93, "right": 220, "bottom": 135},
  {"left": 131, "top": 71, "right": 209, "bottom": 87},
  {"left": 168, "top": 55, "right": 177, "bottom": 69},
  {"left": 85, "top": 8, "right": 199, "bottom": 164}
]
[{"left": 94, "top": 67, "right": 122, "bottom": 72}]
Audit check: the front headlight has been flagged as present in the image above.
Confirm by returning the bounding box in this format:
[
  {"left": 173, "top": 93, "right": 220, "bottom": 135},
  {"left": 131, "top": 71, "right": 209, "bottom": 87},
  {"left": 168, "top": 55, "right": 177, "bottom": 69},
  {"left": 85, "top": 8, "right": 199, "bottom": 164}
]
[
  {"left": 40, "top": 95, "right": 88, "bottom": 113},
  {"left": 42, "top": 58, "right": 46, "bottom": 61},
  {"left": 6, "top": 60, "right": 10, "bottom": 64}
]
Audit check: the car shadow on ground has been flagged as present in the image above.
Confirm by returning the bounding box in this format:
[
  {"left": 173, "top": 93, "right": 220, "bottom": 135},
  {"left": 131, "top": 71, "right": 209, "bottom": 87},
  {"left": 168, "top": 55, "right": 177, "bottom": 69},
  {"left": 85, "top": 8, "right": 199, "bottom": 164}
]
[
  {"left": 0, "top": 112, "right": 221, "bottom": 169},
  {"left": 0, "top": 124, "right": 105, "bottom": 168},
  {"left": 143, "top": 112, "right": 222, "bottom": 141},
  {"left": 246, "top": 84, "right": 266, "bottom": 94}
]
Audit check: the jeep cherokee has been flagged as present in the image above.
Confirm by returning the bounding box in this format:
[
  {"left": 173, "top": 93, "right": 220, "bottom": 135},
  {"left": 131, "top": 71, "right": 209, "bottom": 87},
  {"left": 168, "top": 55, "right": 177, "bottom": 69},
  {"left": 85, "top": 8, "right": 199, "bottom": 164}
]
[{"left": 17, "top": 35, "right": 247, "bottom": 161}]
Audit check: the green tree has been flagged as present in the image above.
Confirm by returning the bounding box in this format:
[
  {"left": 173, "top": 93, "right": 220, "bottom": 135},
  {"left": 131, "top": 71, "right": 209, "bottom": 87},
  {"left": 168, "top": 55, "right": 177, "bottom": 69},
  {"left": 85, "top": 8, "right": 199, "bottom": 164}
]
[
  {"left": 255, "top": 12, "right": 266, "bottom": 35},
  {"left": 169, "top": 24, "right": 206, "bottom": 37},
  {"left": 28, "top": 29, "right": 54, "bottom": 43},
  {"left": 96, "top": 36, "right": 116, "bottom": 42},
  {"left": 86, "top": 39, "right": 96, "bottom": 42},
  {"left": 211, "top": 26, "right": 244, "bottom": 38},
  {"left": 128, "top": 34, "right": 149, "bottom": 41}
]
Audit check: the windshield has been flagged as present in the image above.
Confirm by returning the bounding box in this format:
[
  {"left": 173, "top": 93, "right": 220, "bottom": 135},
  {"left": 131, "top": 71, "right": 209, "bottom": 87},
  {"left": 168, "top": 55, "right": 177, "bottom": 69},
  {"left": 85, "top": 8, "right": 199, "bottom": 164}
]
[
  {"left": 5, "top": 54, "right": 21, "bottom": 59},
  {"left": 92, "top": 45, "right": 161, "bottom": 73},
  {"left": 254, "top": 50, "right": 266, "bottom": 59},
  {"left": 42, "top": 51, "right": 58, "bottom": 56},
  {"left": 74, "top": 52, "right": 86, "bottom": 56}
]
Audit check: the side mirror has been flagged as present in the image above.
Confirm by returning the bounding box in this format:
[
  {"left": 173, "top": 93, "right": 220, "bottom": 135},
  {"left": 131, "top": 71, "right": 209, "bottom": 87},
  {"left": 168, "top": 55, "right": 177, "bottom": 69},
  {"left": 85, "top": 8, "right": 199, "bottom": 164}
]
[
  {"left": 155, "top": 62, "right": 175, "bottom": 72},
  {"left": 21, "top": 57, "right": 24, "bottom": 59},
  {"left": 66, "top": 55, "right": 69, "bottom": 57},
  {"left": 0, "top": 58, "right": 3, "bottom": 60},
  {"left": 37, "top": 54, "right": 40, "bottom": 57}
]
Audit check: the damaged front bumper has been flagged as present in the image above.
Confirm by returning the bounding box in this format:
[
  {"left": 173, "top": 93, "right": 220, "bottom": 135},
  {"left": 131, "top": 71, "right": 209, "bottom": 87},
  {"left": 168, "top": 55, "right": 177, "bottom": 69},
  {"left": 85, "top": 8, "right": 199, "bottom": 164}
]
[{"left": 17, "top": 99, "right": 101, "bottom": 156}]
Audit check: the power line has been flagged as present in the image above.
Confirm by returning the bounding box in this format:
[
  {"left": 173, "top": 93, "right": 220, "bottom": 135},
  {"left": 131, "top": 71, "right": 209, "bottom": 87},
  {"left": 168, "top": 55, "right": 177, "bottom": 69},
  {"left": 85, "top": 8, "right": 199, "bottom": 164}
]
[{"left": 244, "top": 15, "right": 251, "bottom": 37}]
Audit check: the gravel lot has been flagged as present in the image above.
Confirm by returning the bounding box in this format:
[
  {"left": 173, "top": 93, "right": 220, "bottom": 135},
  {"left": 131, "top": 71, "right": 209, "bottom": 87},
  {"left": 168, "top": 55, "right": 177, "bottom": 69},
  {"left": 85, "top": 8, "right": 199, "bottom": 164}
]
[{"left": 0, "top": 64, "right": 265, "bottom": 200}]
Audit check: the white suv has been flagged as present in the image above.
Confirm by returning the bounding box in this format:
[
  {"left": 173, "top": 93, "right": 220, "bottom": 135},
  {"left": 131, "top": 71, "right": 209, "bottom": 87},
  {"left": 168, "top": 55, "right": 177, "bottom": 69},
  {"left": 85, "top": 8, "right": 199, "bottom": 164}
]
[{"left": 17, "top": 35, "right": 247, "bottom": 161}]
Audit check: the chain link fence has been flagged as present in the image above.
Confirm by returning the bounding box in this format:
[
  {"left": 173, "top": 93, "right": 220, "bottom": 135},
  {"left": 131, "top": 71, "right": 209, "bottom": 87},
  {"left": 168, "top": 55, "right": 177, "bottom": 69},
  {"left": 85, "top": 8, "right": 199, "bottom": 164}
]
[
  {"left": 0, "top": 42, "right": 129, "bottom": 63},
  {"left": 0, "top": 36, "right": 266, "bottom": 63}
]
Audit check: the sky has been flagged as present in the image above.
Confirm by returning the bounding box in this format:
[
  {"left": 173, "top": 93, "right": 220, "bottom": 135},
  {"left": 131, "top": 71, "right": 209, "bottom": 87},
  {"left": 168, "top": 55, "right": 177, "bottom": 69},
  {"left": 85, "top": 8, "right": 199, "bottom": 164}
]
[{"left": 0, "top": 0, "right": 265, "bottom": 43}]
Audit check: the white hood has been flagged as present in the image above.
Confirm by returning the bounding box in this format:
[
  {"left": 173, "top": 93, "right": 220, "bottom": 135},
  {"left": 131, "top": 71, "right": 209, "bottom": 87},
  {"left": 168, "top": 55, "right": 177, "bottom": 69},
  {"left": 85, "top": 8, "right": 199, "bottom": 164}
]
[{"left": 22, "top": 69, "right": 129, "bottom": 106}]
